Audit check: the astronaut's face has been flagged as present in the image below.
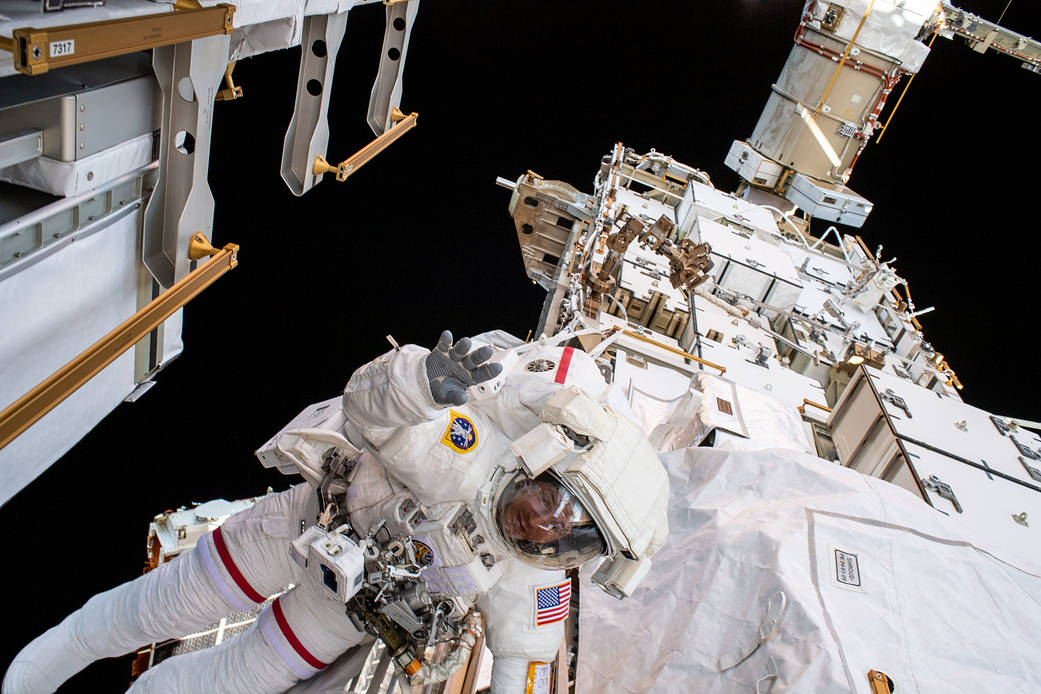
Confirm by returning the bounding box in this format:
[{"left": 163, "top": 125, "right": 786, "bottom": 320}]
[{"left": 499, "top": 479, "right": 574, "bottom": 544}]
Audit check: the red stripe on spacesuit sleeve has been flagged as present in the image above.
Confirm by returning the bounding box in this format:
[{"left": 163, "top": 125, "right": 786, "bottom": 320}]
[
  {"left": 272, "top": 597, "right": 329, "bottom": 670},
  {"left": 212, "top": 526, "right": 265, "bottom": 604},
  {"left": 554, "top": 347, "right": 574, "bottom": 384}
]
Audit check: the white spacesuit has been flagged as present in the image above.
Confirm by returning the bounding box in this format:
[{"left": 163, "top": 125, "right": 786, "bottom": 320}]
[{"left": 3, "top": 332, "right": 670, "bottom": 693}]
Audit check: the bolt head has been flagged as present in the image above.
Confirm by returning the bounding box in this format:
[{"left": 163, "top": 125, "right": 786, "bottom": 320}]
[{"left": 32, "top": 46, "right": 41, "bottom": 59}]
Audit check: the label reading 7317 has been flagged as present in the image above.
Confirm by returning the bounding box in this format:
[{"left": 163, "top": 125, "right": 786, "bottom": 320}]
[{"left": 49, "top": 40, "right": 75, "bottom": 58}]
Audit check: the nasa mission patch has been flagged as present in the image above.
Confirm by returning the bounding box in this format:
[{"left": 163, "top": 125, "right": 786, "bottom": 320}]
[
  {"left": 412, "top": 540, "right": 436, "bottom": 567},
  {"left": 441, "top": 410, "right": 478, "bottom": 453}
]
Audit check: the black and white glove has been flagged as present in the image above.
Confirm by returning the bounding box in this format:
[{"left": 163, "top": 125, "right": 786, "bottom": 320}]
[{"left": 425, "top": 330, "right": 502, "bottom": 406}]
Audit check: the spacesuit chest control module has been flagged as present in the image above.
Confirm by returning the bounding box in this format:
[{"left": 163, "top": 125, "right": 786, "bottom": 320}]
[{"left": 263, "top": 331, "right": 671, "bottom": 687}]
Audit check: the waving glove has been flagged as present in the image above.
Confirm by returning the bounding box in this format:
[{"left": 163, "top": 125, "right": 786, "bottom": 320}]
[{"left": 425, "top": 330, "right": 502, "bottom": 406}]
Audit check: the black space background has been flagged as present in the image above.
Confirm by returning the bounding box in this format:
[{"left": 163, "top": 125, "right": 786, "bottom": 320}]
[{"left": 2, "top": 1, "right": 1040, "bottom": 689}]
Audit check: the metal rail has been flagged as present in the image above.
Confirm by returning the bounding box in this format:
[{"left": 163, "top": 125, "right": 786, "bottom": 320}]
[
  {"left": 621, "top": 329, "right": 727, "bottom": 375},
  {"left": 6, "top": 4, "right": 234, "bottom": 75},
  {"left": 0, "top": 241, "right": 239, "bottom": 451},
  {"left": 313, "top": 109, "right": 419, "bottom": 182},
  {"left": 798, "top": 399, "right": 833, "bottom": 415}
]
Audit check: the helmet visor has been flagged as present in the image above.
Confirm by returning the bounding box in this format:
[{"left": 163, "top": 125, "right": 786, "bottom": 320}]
[{"left": 494, "top": 470, "right": 606, "bottom": 570}]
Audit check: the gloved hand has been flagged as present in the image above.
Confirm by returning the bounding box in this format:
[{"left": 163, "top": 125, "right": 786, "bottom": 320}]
[{"left": 425, "top": 330, "right": 502, "bottom": 406}]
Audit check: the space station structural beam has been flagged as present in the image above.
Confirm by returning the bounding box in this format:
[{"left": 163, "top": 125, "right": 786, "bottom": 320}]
[
  {"left": 143, "top": 32, "right": 230, "bottom": 289},
  {"left": 281, "top": 12, "right": 350, "bottom": 197},
  {"left": 940, "top": 3, "right": 1041, "bottom": 74},
  {"left": 0, "top": 238, "right": 239, "bottom": 453},
  {"left": 3, "top": 4, "right": 235, "bottom": 76},
  {"left": 367, "top": 0, "right": 421, "bottom": 135}
]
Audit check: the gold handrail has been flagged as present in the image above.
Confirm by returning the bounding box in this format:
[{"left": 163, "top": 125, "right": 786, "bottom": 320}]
[
  {"left": 620, "top": 329, "right": 727, "bottom": 375},
  {"left": 0, "top": 240, "right": 239, "bottom": 451},
  {"left": 313, "top": 108, "right": 418, "bottom": 182},
  {"left": 8, "top": 4, "right": 234, "bottom": 75},
  {"left": 798, "top": 398, "right": 832, "bottom": 415},
  {"left": 815, "top": 0, "right": 876, "bottom": 115}
]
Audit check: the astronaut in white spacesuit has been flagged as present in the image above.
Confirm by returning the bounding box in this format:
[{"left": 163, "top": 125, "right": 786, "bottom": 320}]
[{"left": 3, "top": 331, "right": 670, "bottom": 694}]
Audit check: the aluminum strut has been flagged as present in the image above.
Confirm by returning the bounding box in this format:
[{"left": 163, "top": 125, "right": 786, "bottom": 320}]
[
  {"left": 143, "top": 33, "right": 230, "bottom": 288},
  {"left": 281, "top": 11, "right": 350, "bottom": 196},
  {"left": 0, "top": 239, "right": 239, "bottom": 452},
  {"left": 367, "top": 0, "right": 421, "bottom": 135}
]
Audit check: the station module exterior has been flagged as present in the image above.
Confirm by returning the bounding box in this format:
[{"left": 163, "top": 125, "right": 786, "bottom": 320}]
[
  {"left": 2, "top": 1, "right": 1040, "bottom": 693},
  {"left": 503, "top": 143, "right": 1040, "bottom": 550}
]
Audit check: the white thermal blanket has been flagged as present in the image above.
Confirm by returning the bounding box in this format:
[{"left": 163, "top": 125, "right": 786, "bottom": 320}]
[{"left": 576, "top": 447, "right": 1041, "bottom": 693}]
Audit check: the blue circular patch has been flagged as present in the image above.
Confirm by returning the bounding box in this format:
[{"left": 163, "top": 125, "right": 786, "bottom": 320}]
[
  {"left": 442, "top": 410, "right": 478, "bottom": 453},
  {"left": 449, "top": 416, "right": 475, "bottom": 450}
]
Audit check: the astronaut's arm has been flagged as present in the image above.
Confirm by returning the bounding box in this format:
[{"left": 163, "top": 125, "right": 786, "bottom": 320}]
[
  {"left": 342, "top": 343, "right": 440, "bottom": 438},
  {"left": 342, "top": 332, "right": 500, "bottom": 445},
  {"left": 476, "top": 560, "right": 568, "bottom": 693}
]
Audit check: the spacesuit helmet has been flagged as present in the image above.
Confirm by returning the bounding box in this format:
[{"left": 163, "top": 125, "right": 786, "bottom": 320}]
[{"left": 493, "top": 469, "right": 606, "bottom": 570}]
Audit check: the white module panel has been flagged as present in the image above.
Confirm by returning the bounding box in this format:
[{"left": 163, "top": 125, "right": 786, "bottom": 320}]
[
  {"left": 792, "top": 282, "right": 893, "bottom": 348},
  {"left": 900, "top": 440, "right": 1039, "bottom": 558},
  {"left": 785, "top": 174, "right": 873, "bottom": 228},
  {"left": 864, "top": 367, "right": 1041, "bottom": 488},
  {"left": 618, "top": 240, "right": 686, "bottom": 312},
  {"left": 615, "top": 186, "right": 676, "bottom": 225},
  {"left": 724, "top": 140, "right": 783, "bottom": 188},
  {"left": 828, "top": 366, "right": 1041, "bottom": 556},
  {"left": 696, "top": 338, "right": 827, "bottom": 413},
  {"left": 785, "top": 245, "right": 856, "bottom": 287},
  {"left": 690, "top": 294, "right": 828, "bottom": 413},
  {"left": 694, "top": 216, "right": 802, "bottom": 313},
  {"left": 677, "top": 181, "right": 779, "bottom": 238},
  {"left": 613, "top": 348, "right": 693, "bottom": 436}
]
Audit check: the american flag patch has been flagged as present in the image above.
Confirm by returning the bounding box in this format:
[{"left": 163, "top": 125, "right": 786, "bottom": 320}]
[{"left": 533, "top": 581, "right": 571, "bottom": 627}]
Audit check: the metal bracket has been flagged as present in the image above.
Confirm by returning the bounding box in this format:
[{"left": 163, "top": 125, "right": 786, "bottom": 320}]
[
  {"left": 143, "top": 34, "right": 229, "bottom": 288},
  {"left": 880, "top": 387, "right": 911, "bottom": 419},
  {"left": 366, "top": 0, "right": 420, "bottom": 135},
  {"left": 1011, "top": 435, "right": 1040, "bottom": 461},
  {"left": 215, "top": 61, "right": 243, "bottom": 101},
  {"left": 923, "top": 474, "right": 963, "bottom": 513},
  {"left": 990, "top": 414, "right": 1012, "bottom": 436},
  {"left": 0, "top": 130, "right": 43, "bottom": 169},
  {"left": 1019, "top": 457, "right": 1041, "bottom": 483},
  {"left": 280, "top": 11, "right": 349, "bottom": 197}
]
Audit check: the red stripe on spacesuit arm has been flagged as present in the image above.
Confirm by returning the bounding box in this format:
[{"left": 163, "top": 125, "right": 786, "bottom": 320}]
[
  {"left": 212, "top": 526, "right": 265, "bottom": 604},
  {"left": 554, "top": 347, "right": 574, "bottom": 384},
  {"left": 272, "top": 597, "right": 330, "bottom": 670}
]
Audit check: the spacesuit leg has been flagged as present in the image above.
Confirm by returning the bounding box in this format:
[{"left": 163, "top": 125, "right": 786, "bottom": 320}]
[
  {"left": 2, "top": 485, "right": 315, "bottom": 694},
  {"left": 127, "top": 577, "right": 368, "bottom": 694}
]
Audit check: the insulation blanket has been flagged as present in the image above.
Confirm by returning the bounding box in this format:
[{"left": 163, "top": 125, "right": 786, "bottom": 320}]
[{"left": 576, "top": 447, "right": 1041, "bottom": 693}]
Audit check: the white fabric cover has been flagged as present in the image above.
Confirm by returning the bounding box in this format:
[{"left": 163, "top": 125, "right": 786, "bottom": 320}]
[
  {"left": 805, "top": 0, "right": 936, "bottom": 72},
  {"left": 0, "top": 133, "right": 153, "bottom": 197},
  {"left": 651, "top": 372, "right": 812, "bottom": 454},
  {"left": 576, "top": 447, "right": 1041, "bottom": 693},
  {"left": 0, "top": 210, "right": 142, "bottom": 505}
]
